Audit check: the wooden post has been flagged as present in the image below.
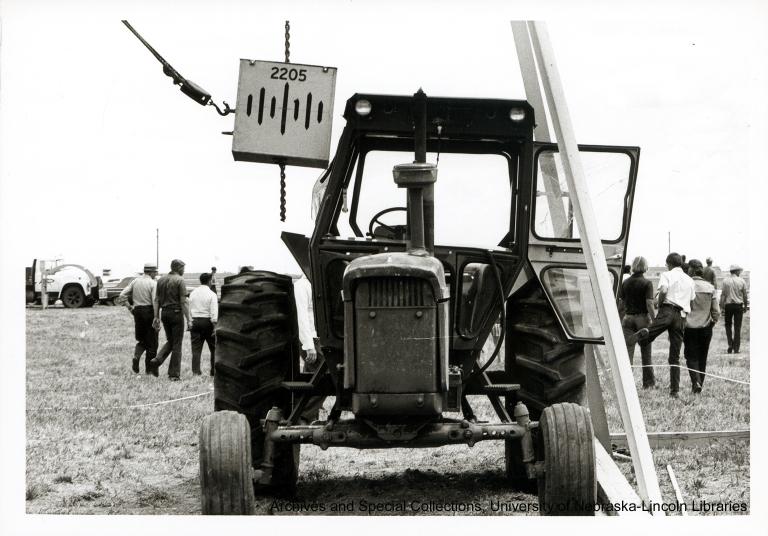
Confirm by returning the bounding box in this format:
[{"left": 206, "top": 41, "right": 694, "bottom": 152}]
[
  {"left": 510, "top": 22, "right": 569, "bottom": 237},
  {"left": 526, "top": 21, "right": 664, "bottom": 510},
  {"left": 40, "top": 260, "right": 48, "bottom": 309},
  {"left": 585, "top": 345, "right": 611, "bottom": 452},
  {"left": 666, "top": 464, "right": 687, "bottom": 515}
]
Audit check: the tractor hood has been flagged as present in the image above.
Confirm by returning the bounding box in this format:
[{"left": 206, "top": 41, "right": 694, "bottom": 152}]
[{"left": 341, "top": 252, "right": 449, "bottom": 303}]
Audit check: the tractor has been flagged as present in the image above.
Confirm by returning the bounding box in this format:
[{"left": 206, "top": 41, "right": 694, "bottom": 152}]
[{"left": 199, "top": 90, "right": 640, "bottom": 515}]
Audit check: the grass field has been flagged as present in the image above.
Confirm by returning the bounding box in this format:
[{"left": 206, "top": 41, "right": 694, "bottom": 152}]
[{"left": 25, "top": 306, "right": 749, "bottom": 515}]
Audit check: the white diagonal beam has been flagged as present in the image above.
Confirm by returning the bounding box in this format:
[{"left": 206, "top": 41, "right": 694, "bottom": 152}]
[
  {"left": 510, "top": 22, "right": 569, "bottom": 237},
  {"left": 526, "top": 20, "right": 664, "bottom": 510}
]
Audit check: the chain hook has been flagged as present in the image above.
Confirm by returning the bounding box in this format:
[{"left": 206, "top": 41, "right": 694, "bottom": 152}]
[{"left": 210, "top": 100, "right": 234, "bottom": 116}]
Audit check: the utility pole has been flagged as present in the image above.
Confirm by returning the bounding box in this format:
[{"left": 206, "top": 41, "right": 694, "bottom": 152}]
[
  {"left": 668, "top": 231, "right": 671, "bottom": 254},
  {"left": 156, "top": 228, "right": 160, "bottom": 270}
]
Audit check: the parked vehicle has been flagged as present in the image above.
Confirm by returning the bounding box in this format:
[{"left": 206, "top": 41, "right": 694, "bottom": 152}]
[
  {"left": 25, "top": 259, "right": 101, "bottom": 308},
  {"left": 100, "top": 276, "right": 138, "bottom": 305}
]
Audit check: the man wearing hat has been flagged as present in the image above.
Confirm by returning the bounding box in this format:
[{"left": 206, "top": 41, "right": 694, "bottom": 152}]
[
  {"left": 720, "top": 264, "right": 749, "bottom": 353},
  {"left": 150, "top": 259, "right": 192, "bottom": 380},
  {"left": 118, "top": 262, "right": 159, "bottom": 375}
]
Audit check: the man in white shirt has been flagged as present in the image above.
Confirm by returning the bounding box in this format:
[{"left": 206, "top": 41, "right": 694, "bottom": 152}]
[
  {"left": 189, "top": 272, "right": 219, "bottom": 376},
  {"left": 293, "top": 273, "right": 323, "bottom": 422},
  {"left": 294, "top": 273, "right": 318, "bottom": 371},
  {"left": 630, "top": 252, "right": 695, "bottom": 397},
  {"left": 119, "top": 263, "right": 159, "bottom": 375}
]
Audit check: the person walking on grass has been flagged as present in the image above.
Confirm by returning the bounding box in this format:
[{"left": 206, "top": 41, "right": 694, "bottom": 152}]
[
  {"left": 702, "top": 257, "right": 718, "bottom": 289},
  {"left": 683, "top": 259, "right": 720, "bottom": 394},
  {"left": 189, "top": 272, "right": 218, "bottom": 376},
  {"left": 628, "top": 252, "right": 695, "bottom": 397},
  {"left": 209, "top": 266, "right": 218, "bottom": 295},
  {"left": 118, "top": 262, "right": 159, "bottom": 375},
  {"left": 620, "top": 256, "right": 656, "bottom": 389},
  {"left": 150, "top": 259, "right": 192, "bottom": 381},
  {"left": 720, "top": 264, "right": 749, "bottom": 353}
]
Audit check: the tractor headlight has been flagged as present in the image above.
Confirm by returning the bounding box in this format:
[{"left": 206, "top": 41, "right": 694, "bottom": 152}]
[
  {"left": 355, "top": 99, "right": 372, "bottom": 117},
  {"left": 509, "top": 107, "right": 526, "bottom": 122}
]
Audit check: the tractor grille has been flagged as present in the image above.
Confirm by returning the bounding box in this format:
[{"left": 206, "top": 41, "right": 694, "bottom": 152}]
[{"left": 365, "top": 277, "right": 427, "bottom": 308}]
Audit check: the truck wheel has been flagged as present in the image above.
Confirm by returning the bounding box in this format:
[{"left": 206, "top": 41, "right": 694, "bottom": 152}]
[
  {"left": 213, "top": 270, "right": 301, "bottom": 496},
  {"left": 538, "top": 402, "right": 596, "bottom": 516},
  {"left": 199, "top": 411, "right": 255, "bottom": 515},
  {"left": 61, "top": 285, "right": 86, "bottom": 308},
  {"left": 508, "top": 280, "right": 586, "bottom": 419}
]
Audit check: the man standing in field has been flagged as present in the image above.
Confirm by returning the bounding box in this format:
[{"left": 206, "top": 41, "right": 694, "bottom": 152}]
[
  {"left": 683, "top": 259, "right": 720, "bottom": 393},
  {"left": 294, "top": 273, "right": 323, "bottom": 422},
  {"left": 702, "top": 257, "right": 718, "bottom": 289},
  {"left": 189, "top": 272, "right": 218, "bottom": 376},
  {"left": 118, "top": 262, "right": 159, "bottom": 375},
  {"left": 629, "top": 252, "right": 695, "bottom": 397},
  {"left": 150, "top": 259, "right": 192, "bottom": 381},
  {"left": 720, "top": 264, "right": 749, "bottom": 354},
  {"left": 209, "top": 266, "right": 218, "bottom": 295}
]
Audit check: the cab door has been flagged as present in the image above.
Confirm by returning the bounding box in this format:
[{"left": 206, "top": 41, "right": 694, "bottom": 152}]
[{"left": 527, "top": 143, "right": 640, "bottom": 343}]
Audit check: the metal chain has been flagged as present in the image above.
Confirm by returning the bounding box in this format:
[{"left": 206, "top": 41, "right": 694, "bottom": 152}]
[
  {"left": 284, "top": 20, "right": 290, "bottom": 63},
  {"left": 279, "top": 163, "right": 287, "bottom": 222},
  {"left": 278, "top": 21, "right": 290, "bottom": 222}
]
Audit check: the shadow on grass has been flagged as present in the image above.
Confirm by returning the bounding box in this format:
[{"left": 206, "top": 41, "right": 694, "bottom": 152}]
[{"left": 257, "top": 468, "right": 537, "bottom": 516}]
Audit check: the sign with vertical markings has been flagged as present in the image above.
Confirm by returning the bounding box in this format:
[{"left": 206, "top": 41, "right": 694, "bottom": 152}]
[{"left": 232, "top": 60, "right": 337, "bottom": 168}]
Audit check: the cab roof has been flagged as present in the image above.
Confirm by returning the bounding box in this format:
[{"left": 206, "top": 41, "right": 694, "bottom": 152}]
[{"left": 343, "top": 93, "right": 534, "bottom": 140}]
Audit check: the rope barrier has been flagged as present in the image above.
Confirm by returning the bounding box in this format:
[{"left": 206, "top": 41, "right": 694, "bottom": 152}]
[
  {"left": 627, "top": 363, "right": 750, "bottom": 386},
  {"left": 27, "top": 390, "right": 213, "bottom": 412}
]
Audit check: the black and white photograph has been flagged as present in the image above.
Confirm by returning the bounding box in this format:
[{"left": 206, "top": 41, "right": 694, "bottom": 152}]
[{"left": 1, "top": 0, "right": 765, "bottom": 533}]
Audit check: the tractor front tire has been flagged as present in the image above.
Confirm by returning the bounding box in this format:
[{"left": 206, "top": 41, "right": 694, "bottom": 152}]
[
  {"left": 214, "top": 270, "right": 301, "bottom": 496},
  {"left": 537, "top": 402, "right": 596, "bottom": 516},
  {"left": 508, "top": 280, "right": 586, "bottom": 419},
  {"left": 199, "top": 411, "right": 255, "bottom": 515}
]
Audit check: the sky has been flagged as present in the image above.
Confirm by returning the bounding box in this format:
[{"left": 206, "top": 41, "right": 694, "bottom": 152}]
[{"left": 1, "top": 0, "right": 765, "bottom": 279}]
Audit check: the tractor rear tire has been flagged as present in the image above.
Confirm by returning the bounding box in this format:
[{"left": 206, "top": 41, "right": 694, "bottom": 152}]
[
  {"left": 537, "top": 402, "right": 596, "bottom": 516},
  {"left": 199, "top": 410, "right": 255, "bottom": 515},
  {"left": 61, "top": 285, "right": 86, "bottom": 308},
  {"left": 508, "top": 280, "right": 586, "bottom": 419},
  {"left": 213, "top": 270, "right": 301, "bottom": 496}
]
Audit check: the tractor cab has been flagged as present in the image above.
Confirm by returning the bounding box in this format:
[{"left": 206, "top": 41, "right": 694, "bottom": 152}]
[{"left": 297, "top": 92, "right": 537, "bottom": 407}]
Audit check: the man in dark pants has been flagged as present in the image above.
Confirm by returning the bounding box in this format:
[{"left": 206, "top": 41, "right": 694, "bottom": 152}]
[
  {"left": 189, "top": 272, "right": 218, "bottom": 376},
  {"left": 209, "top": 266, "right": 218, "bottom": 295},
  {"left": 150, "top": 259, "right": 191, "bottom": 381},
  {"left": 683, "top": 259, "right": 720, "bottom": 393},
  {"left": 118, "top": 262, "right": 159, "bottom": 375},
  {"left": 629, "top": 252, "right": 695, "bottom": 397},
  {"left": 720, "top": 264, "right": 749, "bottom": 353},
  {"left": 620, "top": 256, "right": 656, "bottom": 388}
]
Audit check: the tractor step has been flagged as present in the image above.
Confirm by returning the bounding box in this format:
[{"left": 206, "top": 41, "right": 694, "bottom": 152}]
[
  {"left": 281, "top": 381, "right": 319, "bottom": 393},
  {"left": 481, "top": 384, "right": 521, "bottom": 394}
]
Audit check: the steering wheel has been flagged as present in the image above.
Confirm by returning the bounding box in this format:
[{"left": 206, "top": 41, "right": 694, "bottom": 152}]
[{"left": 367, "top": 207, "right": 407, "bottom": 237}]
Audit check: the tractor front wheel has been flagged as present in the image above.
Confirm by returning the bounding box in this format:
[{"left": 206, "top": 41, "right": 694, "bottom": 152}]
[
  {"left": 199, "top": 411, "right": 255, "bottom": 515},
  {"left": 537, "top": 402, "right": 596, "bottom": 516}
]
